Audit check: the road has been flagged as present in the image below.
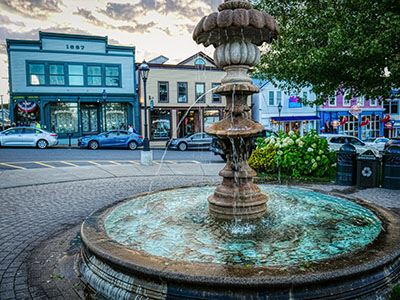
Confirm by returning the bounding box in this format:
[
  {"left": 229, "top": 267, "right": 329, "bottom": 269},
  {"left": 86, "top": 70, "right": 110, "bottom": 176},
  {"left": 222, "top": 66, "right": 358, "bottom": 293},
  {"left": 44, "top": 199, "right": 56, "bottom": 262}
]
[{"left": 0, "top": 147, "right": 225, "bottom": 170}]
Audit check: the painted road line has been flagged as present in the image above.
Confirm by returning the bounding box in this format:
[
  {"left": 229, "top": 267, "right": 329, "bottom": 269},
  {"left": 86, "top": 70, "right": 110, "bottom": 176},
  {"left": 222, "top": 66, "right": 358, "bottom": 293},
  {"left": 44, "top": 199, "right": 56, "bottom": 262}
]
[
  {"left": 0, "top": 163, "right": 27, "bottom": 170},
  {"left": 60, "top": 161, "right": 79, "bottom": 167},
  {"left": 128, "top": 160, "right": 140, "bottom": 165},
  {"left": 165, "top": 160, "right": 177, "bottom": 164},
  {"left": 88, "top": 161, "right": 101, "bottom": 166},
  {"left": 152, "top": 161, "right": 160, "bottom": 165},
  {"left": 109, "top": 161, "right": 121, "bottom": 165},
  {"left": 191, "top": 160, "right": 201, "bottom": 164},
  {"left": 35, "top": 162, "right": 55, "bottom": 168}
]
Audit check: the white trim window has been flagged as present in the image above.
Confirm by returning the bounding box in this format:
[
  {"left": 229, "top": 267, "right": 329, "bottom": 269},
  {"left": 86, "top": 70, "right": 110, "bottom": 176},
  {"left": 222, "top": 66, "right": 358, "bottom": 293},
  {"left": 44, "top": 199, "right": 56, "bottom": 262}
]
[
  {"left": 343, "top": 91, "right": 351, "bottom": 106},
  {"left": 370, "top": 98, "right": 377, "bottom": 106},
  {"left": 268, "top": 91, "right": 274, "bottom": 106},
  {"left": 357, "top": 96, "right": 364, "bottom": 106},
  {"left": 277, "top": 91, "right": 282, "bottom": 106},
  {"left": 328, "top": 96, "right": 336, "bottom": 106}
]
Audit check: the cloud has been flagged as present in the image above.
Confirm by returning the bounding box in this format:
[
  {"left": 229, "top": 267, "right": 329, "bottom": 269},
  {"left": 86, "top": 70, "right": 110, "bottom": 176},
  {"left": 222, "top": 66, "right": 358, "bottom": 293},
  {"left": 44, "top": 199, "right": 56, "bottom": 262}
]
[
  {"left": 74, "top": 7, "right": 156, "bottom": 34},
  {"left": 100, "top": 0, "right": 214, "bottom": 23},
  {"left": 0, "top": 14, "right": 25, "bottom": 27},
  {"left": 0, "top": 0, "right": 63, "bottom": 19}
]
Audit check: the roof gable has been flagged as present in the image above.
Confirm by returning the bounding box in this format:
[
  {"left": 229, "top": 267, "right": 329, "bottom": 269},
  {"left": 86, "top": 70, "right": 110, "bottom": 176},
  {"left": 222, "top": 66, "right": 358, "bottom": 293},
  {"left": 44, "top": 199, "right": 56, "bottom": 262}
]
[{"left": 177, "top": 52, "right": 216, "bottom": 67}]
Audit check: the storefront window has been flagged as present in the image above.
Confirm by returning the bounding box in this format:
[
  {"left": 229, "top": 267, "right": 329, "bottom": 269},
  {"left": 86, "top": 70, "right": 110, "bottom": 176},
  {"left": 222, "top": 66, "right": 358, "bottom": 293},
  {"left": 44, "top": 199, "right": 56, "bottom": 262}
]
[
  {"left": 178, "top": 110, "right": 198, "bottom": 137},
  {"left": 151, "top": 110, "right": 171, "bottom": 139},
  {"left": 15, "top": 101, "right": 40, "bottom": 126},
  {"left": 106, "top": 103, "right": 128, "bottom": 130},
  {"left": 342, "top": 115, "right": 358, "bottom": 137},
  {"left": 50, "top": 102, "right": 78, "bottom": 133},
  {"left": 204, "top": 110, "right": 220, "bottom": 129}
]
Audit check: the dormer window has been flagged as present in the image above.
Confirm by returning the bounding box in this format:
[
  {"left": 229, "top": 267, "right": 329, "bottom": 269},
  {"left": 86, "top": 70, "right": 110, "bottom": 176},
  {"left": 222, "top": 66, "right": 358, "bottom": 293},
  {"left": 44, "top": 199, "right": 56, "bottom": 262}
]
[{"left": 194, "top": 58, "right": 205, "bottom": 66}]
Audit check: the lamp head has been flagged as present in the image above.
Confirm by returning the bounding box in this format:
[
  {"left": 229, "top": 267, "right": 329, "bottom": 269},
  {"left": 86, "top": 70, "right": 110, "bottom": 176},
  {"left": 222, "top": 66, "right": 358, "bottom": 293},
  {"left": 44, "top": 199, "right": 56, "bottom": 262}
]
[{"left": 139, "top": 60, "right": 150, "bottom": 81}]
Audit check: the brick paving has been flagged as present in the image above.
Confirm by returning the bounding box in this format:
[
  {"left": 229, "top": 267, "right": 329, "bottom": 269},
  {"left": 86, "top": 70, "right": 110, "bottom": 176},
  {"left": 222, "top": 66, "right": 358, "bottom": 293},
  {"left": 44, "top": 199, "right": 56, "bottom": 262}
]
[
  {"left": 0, "top": 168, "right": 399, "bottom": 299},
  {"left": 0, "top": 175, "right": 218, "bottom": 300}
]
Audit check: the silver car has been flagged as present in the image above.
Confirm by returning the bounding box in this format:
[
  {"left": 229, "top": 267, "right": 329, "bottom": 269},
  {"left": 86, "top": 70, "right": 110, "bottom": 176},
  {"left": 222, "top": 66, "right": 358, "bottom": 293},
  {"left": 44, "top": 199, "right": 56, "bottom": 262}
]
[
  {"left": 166, "top": 132, "right": 213, "bottom": 151},
  {"left": 0, "top": 127, "right": 58, "bottom": 149},
  {"left": 320, "top": 134, "right": 379, "bottom": 155}
]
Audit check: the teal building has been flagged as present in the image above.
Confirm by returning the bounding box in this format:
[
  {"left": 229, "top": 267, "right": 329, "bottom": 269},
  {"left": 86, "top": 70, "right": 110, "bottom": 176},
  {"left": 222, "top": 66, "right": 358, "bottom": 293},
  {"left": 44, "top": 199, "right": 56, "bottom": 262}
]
[{"left": 6, "top": 32, "right": 139, "bottom": 137}]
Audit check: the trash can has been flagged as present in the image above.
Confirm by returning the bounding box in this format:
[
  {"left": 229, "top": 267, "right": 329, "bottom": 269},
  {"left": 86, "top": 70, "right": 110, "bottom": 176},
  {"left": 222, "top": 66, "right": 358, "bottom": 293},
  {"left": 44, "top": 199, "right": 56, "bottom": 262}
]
[
  {"left": 336, "top": 143, "right": 357, "bottom": 186},
  {"left": 356, "top": 150, "right": 381, "bottom": 188},
  {"left": 382, "top": 145, "right": 400, "bottom": 190}
]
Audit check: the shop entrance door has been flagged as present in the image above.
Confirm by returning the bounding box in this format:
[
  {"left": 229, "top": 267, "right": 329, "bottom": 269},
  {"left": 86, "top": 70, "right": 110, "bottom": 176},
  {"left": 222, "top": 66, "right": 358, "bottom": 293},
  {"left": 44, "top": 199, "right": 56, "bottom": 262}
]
[{"left": 81, "top": 105, "right": 99, "bottom": 135}]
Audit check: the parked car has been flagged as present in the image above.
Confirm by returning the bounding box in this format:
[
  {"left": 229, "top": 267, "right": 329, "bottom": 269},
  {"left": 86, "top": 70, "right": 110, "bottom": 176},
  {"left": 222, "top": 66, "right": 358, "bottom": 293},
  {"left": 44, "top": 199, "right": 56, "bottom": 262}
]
[
  {"left": 0, "top": 127, "right": 58, "bottom": 149},
  {"left": 78, "top": 130, "right": 143, "bottom": 150},
  {"left": 166, "top": 132, "right": 212, "bottom": 151},
  {"left": 365, "top": 137, "right": 389, "bottom": 152},
  {"left": 209, "top": 129, "right": 278, "bottom": 161},
  {"left": 320, "top": 134, "right": 379, "bottom": 155},
  {"left": 383, "top": 137, "right": 400, "bottom": 153}
]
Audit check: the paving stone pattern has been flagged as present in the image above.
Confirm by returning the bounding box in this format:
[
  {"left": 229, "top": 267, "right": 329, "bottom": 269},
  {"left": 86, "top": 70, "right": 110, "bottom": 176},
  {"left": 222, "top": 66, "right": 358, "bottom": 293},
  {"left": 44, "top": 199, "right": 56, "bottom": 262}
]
[{"left": 0, "top": 176, "right": 218, "bottom": 300}]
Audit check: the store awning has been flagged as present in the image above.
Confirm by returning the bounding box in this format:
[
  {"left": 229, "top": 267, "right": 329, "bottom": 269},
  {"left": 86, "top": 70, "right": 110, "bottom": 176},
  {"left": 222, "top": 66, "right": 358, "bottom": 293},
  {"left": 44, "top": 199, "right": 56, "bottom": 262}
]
[
  {"left": 270, "top": 116, "right": 320, "bottom": 122},
  {"left": 393, "top": 121, "right": 400, "bottom": 128}
]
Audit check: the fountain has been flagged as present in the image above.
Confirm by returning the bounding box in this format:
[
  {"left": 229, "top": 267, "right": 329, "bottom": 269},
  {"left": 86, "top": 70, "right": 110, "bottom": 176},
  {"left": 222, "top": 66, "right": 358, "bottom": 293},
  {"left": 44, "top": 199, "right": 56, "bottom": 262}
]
[
  {"left": 192, "top": 0, "right": 279, "bottom": 220},
  {"left": 79, "top": 1, "right": 400, "bottom": 299}
]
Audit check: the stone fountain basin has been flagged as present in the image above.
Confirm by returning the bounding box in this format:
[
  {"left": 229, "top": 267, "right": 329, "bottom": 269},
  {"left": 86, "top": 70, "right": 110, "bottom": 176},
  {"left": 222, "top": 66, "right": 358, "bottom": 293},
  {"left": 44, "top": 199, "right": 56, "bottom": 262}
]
[
  {"left": 205, "top": 117, "right": 265, "bottom": 138},
  {"left": 80, "top": 187, "right": 400, "bottom": 300}
]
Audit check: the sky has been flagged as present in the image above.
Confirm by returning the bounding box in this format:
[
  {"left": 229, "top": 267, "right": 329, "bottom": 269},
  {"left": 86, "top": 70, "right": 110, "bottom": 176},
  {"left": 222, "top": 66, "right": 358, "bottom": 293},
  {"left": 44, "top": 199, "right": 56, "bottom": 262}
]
[{"left": 0, "top": 0, "right": 222, "bottom": 104}]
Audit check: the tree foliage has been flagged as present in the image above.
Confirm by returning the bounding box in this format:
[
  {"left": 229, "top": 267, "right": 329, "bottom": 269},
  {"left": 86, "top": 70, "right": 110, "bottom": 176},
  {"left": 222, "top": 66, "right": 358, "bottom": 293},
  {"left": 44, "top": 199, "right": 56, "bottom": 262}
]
[{"left": 251, "top": 0, "right": 400, "bottom": 105}]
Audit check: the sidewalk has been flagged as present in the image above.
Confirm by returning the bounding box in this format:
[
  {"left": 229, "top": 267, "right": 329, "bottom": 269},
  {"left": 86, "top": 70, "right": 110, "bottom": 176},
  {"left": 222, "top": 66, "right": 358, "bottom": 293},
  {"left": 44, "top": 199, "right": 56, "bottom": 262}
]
[
  {"left": 56, "top": 137, "right": 167, "bottom": 149},
  {"left": 0, "top": 163, "right": 223, "bottom": 189}
]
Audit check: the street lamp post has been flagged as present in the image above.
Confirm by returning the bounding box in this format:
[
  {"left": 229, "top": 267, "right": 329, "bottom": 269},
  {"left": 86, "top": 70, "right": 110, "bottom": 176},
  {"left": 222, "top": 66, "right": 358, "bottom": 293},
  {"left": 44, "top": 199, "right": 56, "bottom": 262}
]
[
  {"left": 277, "top": 102, "right": 282, "bottom": 133},
  {"left": 102, "top": 90, "right": 107, "bottom": 132},
  {"left": 139, "top": 60, "right": 153, "bottom": 165}
]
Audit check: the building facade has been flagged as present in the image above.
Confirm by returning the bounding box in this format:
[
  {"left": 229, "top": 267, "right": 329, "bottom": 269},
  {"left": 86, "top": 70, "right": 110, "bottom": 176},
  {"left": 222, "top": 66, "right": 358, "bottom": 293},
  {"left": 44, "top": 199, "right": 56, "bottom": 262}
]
[
  {"left": 320, "top": 91, "right": 386, "bottom": 140},
  {"left": 383, "top": 90, "right": 400, "bottom": 138},
  {"left": 138, "top": 52, "right": 225, "bottom": 140},
  {"left": 252, "top": 80, "right": 320, "bottom": 135},
  {"left": 7, "top": 32, "right": 139, "bottom": 137}
]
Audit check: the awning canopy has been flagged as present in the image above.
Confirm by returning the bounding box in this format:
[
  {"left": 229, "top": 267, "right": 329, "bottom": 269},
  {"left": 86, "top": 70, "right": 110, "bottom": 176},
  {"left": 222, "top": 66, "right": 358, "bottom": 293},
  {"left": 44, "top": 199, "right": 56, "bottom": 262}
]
[{"left": 270, "top": 116, "right": 321, "bottom": 122}]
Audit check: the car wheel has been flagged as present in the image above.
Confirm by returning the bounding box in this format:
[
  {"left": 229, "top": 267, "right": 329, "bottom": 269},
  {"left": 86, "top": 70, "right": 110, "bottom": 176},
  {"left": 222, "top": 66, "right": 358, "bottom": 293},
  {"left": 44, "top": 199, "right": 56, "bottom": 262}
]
[
  {"left": 89, "top": 140, "right": 99, "bottom": 150},
  {"left": 37, "top": 139, "right": 48, "bottom": 149},
  {"left": 178, "top": 142, "right": 187, "bottom": 151},
  {"left": 128, "top": 141, "right": 138, "bottom": 150}
]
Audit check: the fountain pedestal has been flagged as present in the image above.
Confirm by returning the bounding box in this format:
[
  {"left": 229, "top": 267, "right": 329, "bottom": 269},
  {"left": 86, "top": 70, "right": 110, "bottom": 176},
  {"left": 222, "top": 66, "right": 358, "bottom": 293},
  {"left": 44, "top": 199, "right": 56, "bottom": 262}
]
[
  {"left": 206, "top": 86, "right": 268, "bottom": 219},
  {"left": 193, "top": 0, "right": 280, "bottom": 219}
]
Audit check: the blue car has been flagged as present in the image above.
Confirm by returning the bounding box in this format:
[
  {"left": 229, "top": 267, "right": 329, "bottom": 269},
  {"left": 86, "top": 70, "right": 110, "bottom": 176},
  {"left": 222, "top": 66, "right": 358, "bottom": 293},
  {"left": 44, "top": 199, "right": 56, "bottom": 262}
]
[{"left": 78, "top": 130, "right": 143, "bottom": 150}]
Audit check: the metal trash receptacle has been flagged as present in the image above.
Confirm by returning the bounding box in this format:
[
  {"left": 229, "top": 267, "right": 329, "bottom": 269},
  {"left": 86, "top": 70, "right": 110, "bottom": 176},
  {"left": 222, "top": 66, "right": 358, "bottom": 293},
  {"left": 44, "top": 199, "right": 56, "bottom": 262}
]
[
  {"left": 356, "top": 150, "right": 381, "bottom": 188},
  {"left": 382, "top": 145, "right": 400, "bottom": 190},
  {"left": 336, "top": 143, "right": 357, "bottom": 186}
]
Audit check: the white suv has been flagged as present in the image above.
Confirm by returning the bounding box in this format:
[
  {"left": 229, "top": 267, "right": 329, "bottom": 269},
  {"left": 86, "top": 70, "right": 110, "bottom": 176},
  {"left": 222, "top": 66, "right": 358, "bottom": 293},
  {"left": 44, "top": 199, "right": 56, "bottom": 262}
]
[{"left": 320, "top": 134, "right": 379, "bottom": 155}]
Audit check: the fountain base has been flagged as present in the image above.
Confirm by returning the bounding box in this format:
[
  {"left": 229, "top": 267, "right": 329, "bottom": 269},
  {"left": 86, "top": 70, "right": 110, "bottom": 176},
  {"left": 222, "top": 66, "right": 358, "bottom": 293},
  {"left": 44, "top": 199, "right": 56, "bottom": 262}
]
[{"left": 79, "top": 186, "right": 400, "bottom": 300}]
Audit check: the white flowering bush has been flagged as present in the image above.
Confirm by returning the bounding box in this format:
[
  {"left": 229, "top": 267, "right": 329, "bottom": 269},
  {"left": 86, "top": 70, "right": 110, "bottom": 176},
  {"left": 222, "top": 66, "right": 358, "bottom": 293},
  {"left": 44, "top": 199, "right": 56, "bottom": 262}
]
[{"left": 252, "top": 130, "right": 336, "bottom": 178}]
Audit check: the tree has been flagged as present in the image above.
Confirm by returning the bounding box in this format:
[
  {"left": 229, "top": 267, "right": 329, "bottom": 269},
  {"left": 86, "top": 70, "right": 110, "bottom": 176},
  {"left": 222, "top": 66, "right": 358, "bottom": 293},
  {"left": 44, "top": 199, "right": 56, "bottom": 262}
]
[{"left": 252, "top": 0, "right": 400, "bottom": 105}]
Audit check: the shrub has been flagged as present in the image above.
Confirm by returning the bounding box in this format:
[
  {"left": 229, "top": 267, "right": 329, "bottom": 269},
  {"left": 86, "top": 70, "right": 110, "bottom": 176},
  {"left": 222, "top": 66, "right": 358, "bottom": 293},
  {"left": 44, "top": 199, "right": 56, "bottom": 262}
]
[
  {"left": 250, "top": 130, "right": 336, "bottom": 178},
  {"left": 248, "top": 146, "right": 277, "bottom": 174}
]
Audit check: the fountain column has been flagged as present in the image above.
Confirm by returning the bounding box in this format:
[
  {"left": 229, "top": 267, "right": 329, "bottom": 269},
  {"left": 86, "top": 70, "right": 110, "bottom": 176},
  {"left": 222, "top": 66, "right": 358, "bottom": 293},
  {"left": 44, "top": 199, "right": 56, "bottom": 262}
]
[{"left": 193, "top": 0, "right": 279, "bottom": 219}]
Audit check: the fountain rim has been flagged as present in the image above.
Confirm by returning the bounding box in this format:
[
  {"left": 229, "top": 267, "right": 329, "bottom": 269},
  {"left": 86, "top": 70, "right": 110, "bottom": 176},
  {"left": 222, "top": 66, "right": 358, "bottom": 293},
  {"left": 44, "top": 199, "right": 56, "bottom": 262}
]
[{"left": 80, "top": 185, "right": 400, "bottom": 288}]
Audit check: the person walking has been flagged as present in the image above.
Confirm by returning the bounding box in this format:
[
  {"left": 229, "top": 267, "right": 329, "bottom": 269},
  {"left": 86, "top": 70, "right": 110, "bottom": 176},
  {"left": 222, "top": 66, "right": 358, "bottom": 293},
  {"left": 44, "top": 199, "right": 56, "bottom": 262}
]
[{"left": 35, "top": 121, "right": 41, "bottom": 129}]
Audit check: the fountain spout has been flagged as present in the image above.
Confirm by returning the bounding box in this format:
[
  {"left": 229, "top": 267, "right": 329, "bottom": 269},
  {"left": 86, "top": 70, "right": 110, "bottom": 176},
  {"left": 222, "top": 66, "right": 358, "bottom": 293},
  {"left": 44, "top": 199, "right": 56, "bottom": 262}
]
[{"left": 193, "top": 0, "right": 279, "bottom": 219}]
